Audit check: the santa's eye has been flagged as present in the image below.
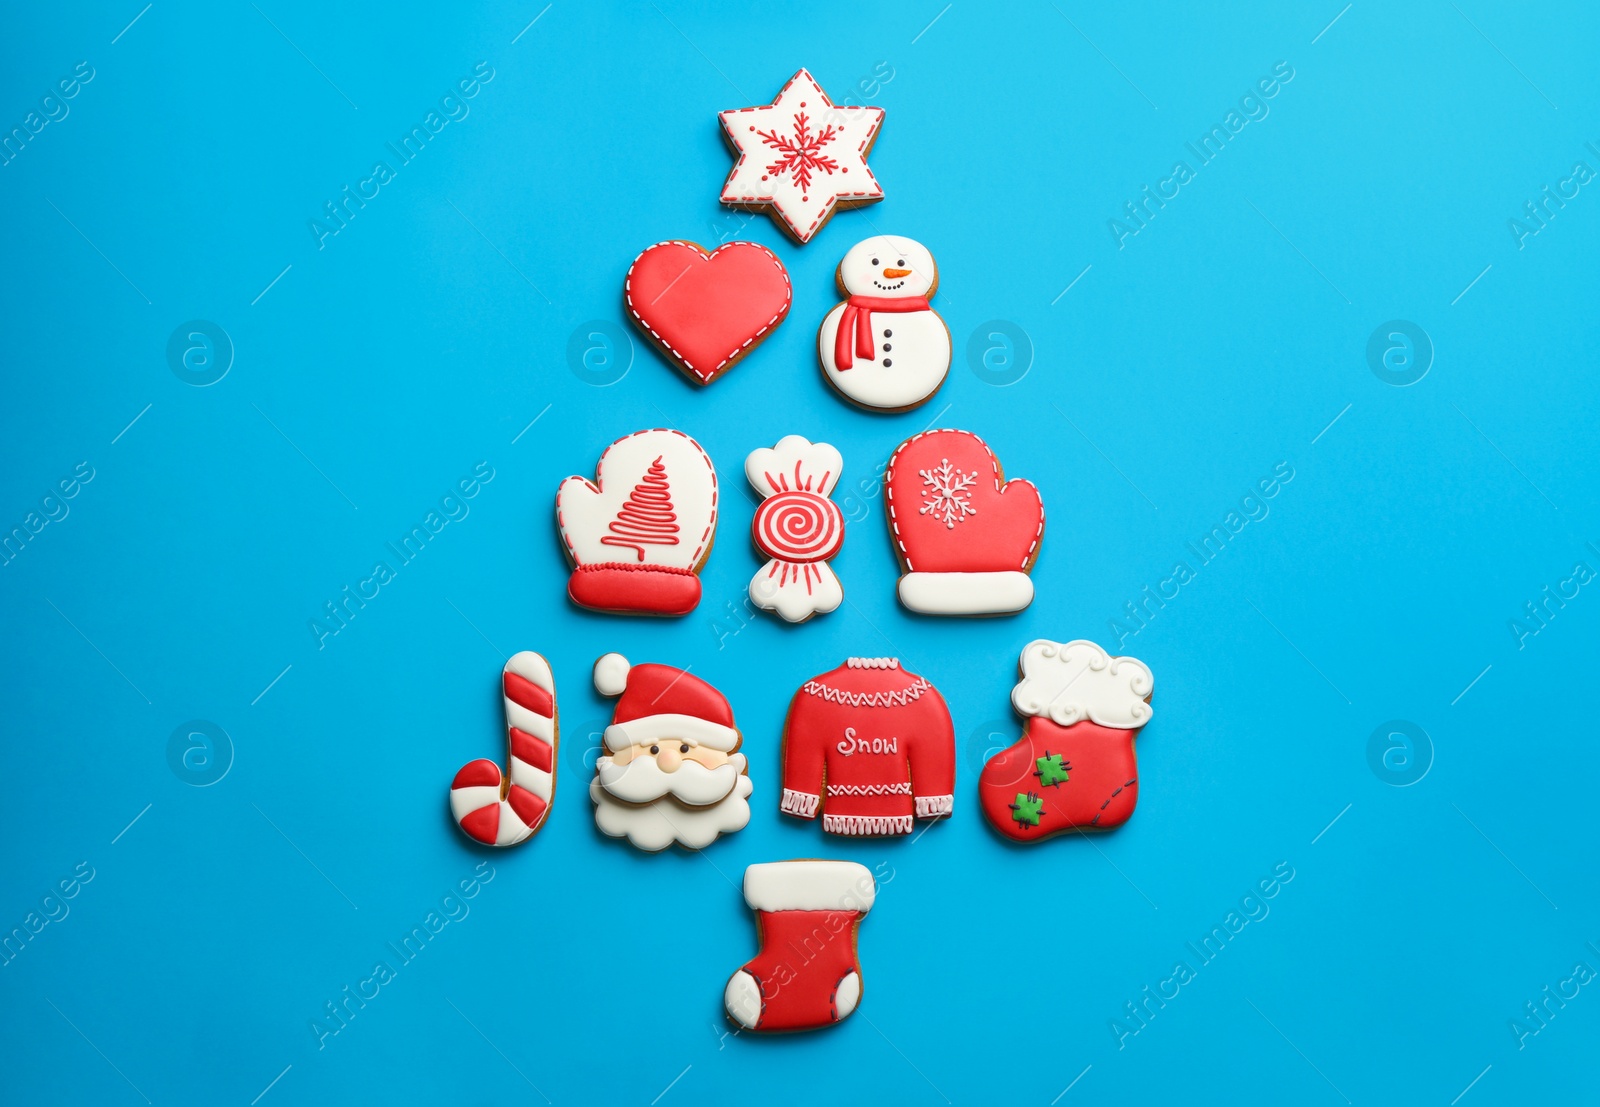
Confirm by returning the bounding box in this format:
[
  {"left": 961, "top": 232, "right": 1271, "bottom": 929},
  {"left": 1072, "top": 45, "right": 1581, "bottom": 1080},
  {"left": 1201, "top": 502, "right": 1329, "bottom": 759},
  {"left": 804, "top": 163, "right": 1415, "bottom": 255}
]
[
  {"left": 680, "top": 743, "right": 689, "bottom": 754},
  {"left": 649, "top": 744, "right": 659, "bottom": 755},
  {"left": 870, "top": 257, "right": 879, "bottom": 265}
]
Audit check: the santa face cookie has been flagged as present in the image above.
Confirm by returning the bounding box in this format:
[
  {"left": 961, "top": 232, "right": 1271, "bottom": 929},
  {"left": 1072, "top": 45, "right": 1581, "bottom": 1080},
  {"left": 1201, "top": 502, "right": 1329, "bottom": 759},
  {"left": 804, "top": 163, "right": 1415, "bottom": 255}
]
[
  {"left": 589, "top": 654, "right": 751, "bottom": 851},
  {"left": 818, "top": 236, "right": 951, "bottom": 411},
  {"left": 719, "top": 69, "right": 885, "bottom": 244},
  {"left": 724, "top": 860, "right": 875, "bottom": 1033},
  {"left": 556, "top": 429, "right": 717, "bottom": 616},
  {"left": 624, "top": 240, "right": 791, "bottom": 386},
  {"left": 745, "top": 435, "right": 845, "bottom": 623},
  {"left": 449, "top": 652, "right": 557, "bottom": 847},
  {"left": 780, "top": 658, "right": 955, "bottom": 836},
  {"left": 978, "top": 640, "right": 1154, "bottom": 841},
  {"left": 885, "top": 429, "right": 1044, "bottom": 615}
]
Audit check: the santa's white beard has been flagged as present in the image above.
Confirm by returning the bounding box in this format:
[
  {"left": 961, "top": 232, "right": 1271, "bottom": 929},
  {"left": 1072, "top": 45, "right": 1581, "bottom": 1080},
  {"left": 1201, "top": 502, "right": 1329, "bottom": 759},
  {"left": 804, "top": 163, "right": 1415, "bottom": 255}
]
[
  {"left": 590, "top": 772, "right": 753, "bottom": 852},
  {"left": 596, "top": 752, "right": 744, "bottom": 806}
]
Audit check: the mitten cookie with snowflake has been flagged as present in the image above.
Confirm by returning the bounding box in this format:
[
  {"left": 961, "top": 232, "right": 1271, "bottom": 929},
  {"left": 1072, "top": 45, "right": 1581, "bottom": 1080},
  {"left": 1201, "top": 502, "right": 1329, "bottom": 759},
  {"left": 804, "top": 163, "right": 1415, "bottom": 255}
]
[
  {"left": 884, "top": 429, "right": 1044, "bottom": 615},
  {"left": 978, "top": 639, "right": 1154, "bottom": 842},
  {"left": 556, "top": 429, "right": 718, "bottom": 616}
]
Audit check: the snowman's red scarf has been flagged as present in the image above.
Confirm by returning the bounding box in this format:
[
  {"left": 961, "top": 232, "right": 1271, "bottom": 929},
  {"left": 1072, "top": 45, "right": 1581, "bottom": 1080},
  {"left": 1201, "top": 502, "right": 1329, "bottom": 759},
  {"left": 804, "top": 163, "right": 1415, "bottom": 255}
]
[{"left": 836, "top": 296, "right": 931, "bottom": 370}]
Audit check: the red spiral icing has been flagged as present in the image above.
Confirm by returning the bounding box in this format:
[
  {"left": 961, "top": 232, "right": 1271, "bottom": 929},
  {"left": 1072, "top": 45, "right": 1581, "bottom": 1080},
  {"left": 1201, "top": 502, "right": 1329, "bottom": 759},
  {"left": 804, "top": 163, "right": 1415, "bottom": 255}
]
[
  {"left": 753, "top": 491, "right": 843, "bottom": 563},
  {"left": 601, "top": 457, "right": 681, "bottom": 560}
]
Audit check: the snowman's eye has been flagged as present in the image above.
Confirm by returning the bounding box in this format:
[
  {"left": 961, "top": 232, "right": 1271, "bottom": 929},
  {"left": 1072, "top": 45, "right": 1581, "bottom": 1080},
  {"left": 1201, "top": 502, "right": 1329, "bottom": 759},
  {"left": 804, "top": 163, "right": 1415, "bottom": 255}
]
[
  {"left": 870, "top": 257, "right": 879, "bottom": 265},
  {"left": 896, "top": 259, "right": 904, "bottom": 266}
]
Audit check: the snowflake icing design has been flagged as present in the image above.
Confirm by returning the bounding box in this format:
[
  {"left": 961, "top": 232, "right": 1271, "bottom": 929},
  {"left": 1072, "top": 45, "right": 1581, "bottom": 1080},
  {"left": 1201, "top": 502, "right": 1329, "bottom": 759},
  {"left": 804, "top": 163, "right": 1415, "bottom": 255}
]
[
  {"left": 918, "top": 458, "right": 979, "bottom": 529},
  {"left": 757, "top": 112, "right": 840, "bottom": 195}
]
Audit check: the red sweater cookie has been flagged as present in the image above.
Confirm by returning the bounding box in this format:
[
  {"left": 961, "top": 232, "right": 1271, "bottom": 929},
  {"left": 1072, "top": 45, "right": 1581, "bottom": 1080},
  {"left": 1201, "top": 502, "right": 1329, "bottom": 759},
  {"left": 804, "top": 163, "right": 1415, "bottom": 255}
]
[{"left": 780, "top": 658, "right": 955, "bottom": 836}]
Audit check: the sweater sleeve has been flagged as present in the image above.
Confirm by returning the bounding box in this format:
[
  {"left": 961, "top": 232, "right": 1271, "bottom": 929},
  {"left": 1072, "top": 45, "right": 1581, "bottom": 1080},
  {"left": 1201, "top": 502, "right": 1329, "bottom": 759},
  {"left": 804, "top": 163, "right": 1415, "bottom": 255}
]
[
  {"left": 911, "top": 685, "right": 956, "bottom": 818},
  {"left": 779, "top": 687, "right": 823, "bottom": 819}
]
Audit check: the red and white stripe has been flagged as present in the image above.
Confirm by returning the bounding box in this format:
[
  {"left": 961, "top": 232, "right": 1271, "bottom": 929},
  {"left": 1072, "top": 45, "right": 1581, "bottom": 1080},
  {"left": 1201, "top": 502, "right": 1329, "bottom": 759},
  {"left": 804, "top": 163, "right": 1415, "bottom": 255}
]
[{"left": 450, "top": 651, "right": 557, "bottom": 847}]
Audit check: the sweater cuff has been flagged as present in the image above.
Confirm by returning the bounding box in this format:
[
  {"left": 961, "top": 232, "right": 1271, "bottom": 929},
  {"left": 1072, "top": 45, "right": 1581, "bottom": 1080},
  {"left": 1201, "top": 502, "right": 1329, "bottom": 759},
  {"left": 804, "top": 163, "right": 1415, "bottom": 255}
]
[
  {"left": 915, "top": 794, "right": 954, "bottom": 818},
  {"left": 781, "top": 789, "right": 820, "bottom": 818}
]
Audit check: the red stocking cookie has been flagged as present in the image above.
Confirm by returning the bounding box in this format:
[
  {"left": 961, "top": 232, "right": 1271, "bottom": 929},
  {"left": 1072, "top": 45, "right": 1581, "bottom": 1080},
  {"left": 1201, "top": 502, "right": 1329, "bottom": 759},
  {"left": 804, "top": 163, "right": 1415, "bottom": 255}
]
[
  {"left": 745, "top": 435, "right": 845, "bottom": 623},
  {"left": 624, "top": 240, "right": 791, "bottom": 386},
  {"left": 557, "top": 429, "right": 717, "bottom": 616},
  {"left": 978, "top": 639, "right": 1154, "bottom": 841},
  {"left": 885, "top": 429, "right": 1044, "bottom": 615},
  {"left": 718, "top": 69, "right": 885, "bottom": 244},
  {"left": 779, "top": 658, "right": 954, "bottom": 836},
  {"left": 449, "top": 652, "right": 557, "bottom": 847},
  {"left": 589, "top": 654, "right": 751, "bottom": 851},
  {"left": 724, "top": 860, "right": 875, "bottom": 1032}
]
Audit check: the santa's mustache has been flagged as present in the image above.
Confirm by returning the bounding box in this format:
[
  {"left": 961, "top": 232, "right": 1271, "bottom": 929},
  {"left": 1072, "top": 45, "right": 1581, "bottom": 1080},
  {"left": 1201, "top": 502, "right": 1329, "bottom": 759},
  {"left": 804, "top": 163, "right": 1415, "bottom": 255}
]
[{"left": 596, "top": 752, "right": 744, "bottom": 806}]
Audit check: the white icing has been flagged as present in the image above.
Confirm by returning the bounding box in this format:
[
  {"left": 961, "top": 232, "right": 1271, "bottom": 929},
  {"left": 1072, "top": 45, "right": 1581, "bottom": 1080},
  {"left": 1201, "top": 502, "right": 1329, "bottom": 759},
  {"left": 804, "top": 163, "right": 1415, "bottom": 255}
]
[
  {"left": 724, "top": 970, "right": 762, "bottom": 1030},
  {"left": 504, "top": 650, "right": 552, "bottom": 688},
  {"left": 745, "top": 435, "right": 845, "bottom": 624},
  {"left": 744, "top": 435, "right": 842, "bottom": 499},
  {"left": 818, "top": 236, "right": 950, "bottom": 411},
  {"left": 780, "top": 788, "right": 820, "bottom": 818},
  {"left": 718, "top": 69, "right": 884, "bottom": 243},
  {"left": 557, "top": 429, "right": 717, "bottom": 569},
  {"left": 601, "top": 713, "right": 740, "bottom": 752},
  {"left": 846, "top": 657, "right": 898, "bottom": 669},
  {"left": 898, "top": 571, "right": 1035, "bottom": 615},
  {"left": 834, "top": 972, "right": 861, "bottom": 1019},
  {"left": 742, "top": 860, "right": 875, "bottom": 913},
  {"left": 592, "top": 652, "right": 629, "bottom": 697},
  {"left": 914, "top": 794, "right": 953, "bottom": 818},
  {"left": 589, "top": 773, "right": 752, "bottom": 852},
  {"left": 1011, "top": 639, "right": 1154, "bottom": 729}
]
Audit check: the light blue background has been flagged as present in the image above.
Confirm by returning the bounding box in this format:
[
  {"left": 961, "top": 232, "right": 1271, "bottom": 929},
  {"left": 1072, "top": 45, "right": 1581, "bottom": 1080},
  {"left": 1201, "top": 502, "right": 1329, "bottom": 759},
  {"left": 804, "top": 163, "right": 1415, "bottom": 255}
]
[{"left": 3, "top": 2, "right": 1597, "bottom": 1103}]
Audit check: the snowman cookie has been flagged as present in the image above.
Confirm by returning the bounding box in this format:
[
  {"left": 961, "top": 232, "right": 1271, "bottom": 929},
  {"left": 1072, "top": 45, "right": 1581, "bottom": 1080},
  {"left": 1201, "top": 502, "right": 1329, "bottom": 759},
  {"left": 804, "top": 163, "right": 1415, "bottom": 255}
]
[{"left": 818, "top": 236, "right": 951, "bottom": 411}]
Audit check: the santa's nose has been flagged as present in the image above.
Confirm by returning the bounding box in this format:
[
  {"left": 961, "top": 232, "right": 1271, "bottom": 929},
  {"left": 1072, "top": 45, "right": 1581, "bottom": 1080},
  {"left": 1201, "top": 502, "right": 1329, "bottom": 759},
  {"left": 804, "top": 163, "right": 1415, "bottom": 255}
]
[
  {"left": 654, "top": 745, "right": 683, "bottom": 771},
  {"left": 882, "top": 267, "right": 911, "bottom": 278}
]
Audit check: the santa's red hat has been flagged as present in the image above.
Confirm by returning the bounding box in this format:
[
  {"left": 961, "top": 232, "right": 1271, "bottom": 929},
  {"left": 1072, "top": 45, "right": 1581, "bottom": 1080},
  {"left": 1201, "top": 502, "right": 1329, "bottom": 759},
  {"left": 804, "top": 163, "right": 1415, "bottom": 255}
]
[{"left": 593, "top": 653, "right": 740, "bottom": 752}]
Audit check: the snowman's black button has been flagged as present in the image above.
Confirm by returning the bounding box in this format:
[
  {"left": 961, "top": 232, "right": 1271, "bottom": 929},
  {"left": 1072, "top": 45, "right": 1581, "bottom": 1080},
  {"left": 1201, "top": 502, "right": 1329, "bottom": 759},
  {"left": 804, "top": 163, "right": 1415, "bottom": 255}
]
[
  {"left": 883, "top": 359, "right": 893, "bottom": 367},
  {"left": 882, "top": 343, "right": 892, "bottom": 352},
  {"left": 883, "top": 329, "right": 892, "bottom": 337}
]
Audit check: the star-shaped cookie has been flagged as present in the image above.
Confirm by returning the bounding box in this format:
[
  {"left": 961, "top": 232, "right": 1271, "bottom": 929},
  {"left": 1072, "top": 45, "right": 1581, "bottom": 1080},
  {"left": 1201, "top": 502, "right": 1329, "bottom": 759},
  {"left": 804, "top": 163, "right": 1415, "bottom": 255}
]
[{"left": 718, "top": 69, "right": 885, "bottom": 244}]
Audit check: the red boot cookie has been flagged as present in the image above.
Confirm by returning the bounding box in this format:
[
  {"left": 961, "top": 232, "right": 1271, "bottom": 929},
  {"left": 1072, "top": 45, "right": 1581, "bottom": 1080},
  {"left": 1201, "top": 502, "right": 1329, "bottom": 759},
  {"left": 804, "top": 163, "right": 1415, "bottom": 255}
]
[
  {"left": 978, "top": 639, "right": 1154, "bottom": 841},
  {"left": 724, "top": 860, "right": 876, "bottom": 1032},
  {"left": 557, "top": 429, "right": 718, "bottom": 616},
  {"left": 780, "top": 658, "right": 954, "bottom": 836},
  {"left": 885, "top": 429, "right": 1044, "bottom": 615}
]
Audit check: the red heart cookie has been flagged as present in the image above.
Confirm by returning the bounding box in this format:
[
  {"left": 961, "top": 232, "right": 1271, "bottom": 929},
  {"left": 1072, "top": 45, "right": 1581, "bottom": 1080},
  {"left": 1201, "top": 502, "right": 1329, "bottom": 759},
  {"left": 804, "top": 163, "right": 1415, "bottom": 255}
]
[{"left": 624, "top": 240, "right": 792, "bottom": 385}]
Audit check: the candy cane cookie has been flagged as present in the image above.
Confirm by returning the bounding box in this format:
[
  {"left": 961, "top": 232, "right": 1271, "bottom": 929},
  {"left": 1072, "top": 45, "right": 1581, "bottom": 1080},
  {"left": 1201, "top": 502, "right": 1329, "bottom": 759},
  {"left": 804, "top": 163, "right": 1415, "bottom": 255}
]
[{"left": 449, "top": 652, "right": 558, "bottom": 847}]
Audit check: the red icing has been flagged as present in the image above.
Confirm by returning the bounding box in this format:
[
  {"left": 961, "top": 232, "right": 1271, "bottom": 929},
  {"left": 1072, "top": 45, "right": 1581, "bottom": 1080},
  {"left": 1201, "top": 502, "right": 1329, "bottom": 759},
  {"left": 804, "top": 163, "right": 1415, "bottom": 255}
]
[
  {"left": 568, "top": 563, "right": 701, "bottom": 616},
  {"left": 507, "top": 785, "right": 547, "bottom": 828},
  {"left": 600, "top": 457, "right": 680, "bottom": 560},
  {"left": 503, "top": 671, "right": 553, "bottom": 716},
  {"left": 752, "top": 491, "right": 843, "bottom": 563},
  {"left": 604, "top": 662, "right": 734, "bottom": 730},
  {"left": 835, "top": 295, "right": 931, "bottom": 370},
  {"left": 452, "top": 758, "right": 501, "bottom": 790},
  {"left": 735, "top": 909, "right": 864, "bottom": 1032},
  {"left": 977, "top": 717, "right": 1142, "bottom": 841},
  {"left": 624, "top": 240, "right": 791, "bottom": 385},
  {"left": 781, "top": 660, "right": 954, "bottom": 836},
  {"left": 510, "top": 728, "right": 553, "bottom": 773},
  {"left": 885, "top": 429, "right": 1044, "bottom": 574},
  {"left": 459, "top": 803, "right": 500, "bottom": 845}
]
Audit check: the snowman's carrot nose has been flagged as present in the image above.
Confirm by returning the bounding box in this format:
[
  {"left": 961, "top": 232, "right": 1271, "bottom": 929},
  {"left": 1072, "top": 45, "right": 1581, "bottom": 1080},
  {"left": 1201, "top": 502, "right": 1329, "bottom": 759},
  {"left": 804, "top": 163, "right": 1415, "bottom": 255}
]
[{"left": 882, "top": 267, "right": 912, "bottom": 278}]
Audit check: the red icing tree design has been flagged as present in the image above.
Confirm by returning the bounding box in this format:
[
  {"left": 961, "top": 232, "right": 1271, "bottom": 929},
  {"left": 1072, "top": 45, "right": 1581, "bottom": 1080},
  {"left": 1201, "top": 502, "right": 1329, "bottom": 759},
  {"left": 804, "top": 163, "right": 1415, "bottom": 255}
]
[
  {"left": 601, "top": 456, "right": 681, "bottom": 560},
  {"left": 758, "top": 112, "right": 839, "bottom": 194}
]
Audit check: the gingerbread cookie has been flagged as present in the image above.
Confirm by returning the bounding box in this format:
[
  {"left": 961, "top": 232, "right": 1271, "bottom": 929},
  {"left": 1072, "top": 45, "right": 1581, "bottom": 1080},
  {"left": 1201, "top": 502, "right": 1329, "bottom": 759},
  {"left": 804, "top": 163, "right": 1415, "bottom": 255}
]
[
  {"left": 718, "top": 69, "right": 884, "bottom": 244},
  {"left": 589, "top": 653, "right": 751, "bottom": 851},
  {"left": 818, "top": 236, "right": 951, "bottom": 411},
  {"left": 449, "top": 652, "right": 557, "bottom": 847},
  {"left": 624, "top": 240, "right": 791, "bottom": 386},
  {"left": 978, "top": 639, "right": 1154, "bottom": 841},
  {"left": 745, "top": 435, "right": 845, "bottom": 623},
  {"left": 724, "top": 860, "right": 875, "bottom": 1033},
  {"left": 779, "top": 657, "right": 954, "bottom": 836},
  {"left": 557, "top": 429, "right": 717, "bottom": 616},
  {"left": 885, "top": 429, "right": 1044, "bottom": 615}
]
